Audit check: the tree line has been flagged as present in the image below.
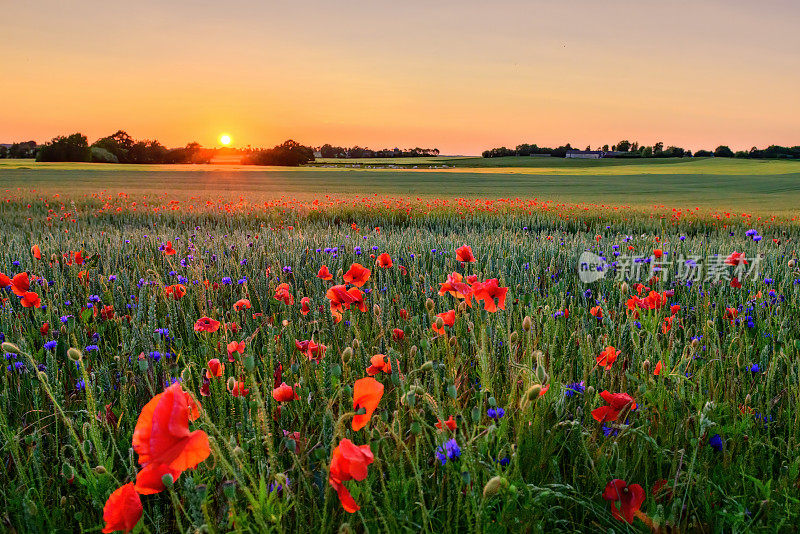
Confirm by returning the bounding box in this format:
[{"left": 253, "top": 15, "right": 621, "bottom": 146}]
[
  {"left": 319, "top": 145, "right": 439, "bottom": 159},
  {"left": 0, "top": 131, "right": 318, "bottom": 166},
  {"left": 482, "top": 141, "right": 800, "bottom": 159}
]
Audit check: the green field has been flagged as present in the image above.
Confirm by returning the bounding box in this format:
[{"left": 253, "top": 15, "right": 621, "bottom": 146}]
[{"left": 2, "top": 157, "right": 800, "bottom": 214}]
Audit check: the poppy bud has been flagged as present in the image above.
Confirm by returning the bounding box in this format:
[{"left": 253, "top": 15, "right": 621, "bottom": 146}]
[
  {"left": 788, "top": 259, "right": 795, "bottom": 268},
  {"left": 2, "top": 342, "right": 21, "bottom": 353},
  {"left": 691, "top": 338, "right": 699, "bottom": 348},
  {"left": 410, "top": 345, "right": 418, "bottom": 358},
  {"left": 707, "top": 320, "right": 714, "bottom": 328},
  {"left": 522, "top": 316, "right": 532, "bottom": 332},
  {"left": 60, "top": 325, "right": 67, "bottom": 335},
  {"left": 60, "top": 496, "right": 67, "bottom": 507},
  {"left": 483, "top": 476, "right": 508, "bottom": 498},
  {"left": 181, "top": 367, "right": 192, "bottom": 382},
  {"left": 67, "top": 347, "right": 82, "bottom": 362},
  {"left": 339, "top": 523, "right": 353, "bottom": 534},
  {"left": 509, "top": 332, "right": 518, "bottom": 344},
  {"left": 82, "top": 440, "right": 93, "bottom": 455},
  {"left": 525, "top": 384, "right": 542, "bottom": 401},
  {"left": 341, "top": 346, "right": 353, "bottom": 364},
  {"left": 93, "top": 465, "right": 107, "bottom": 475},
  {"left": 226, "top": 377, "right": 237, "bottom": 392},
  {"left": 50, "top": 253, "right": 59, "bottom": 263},
  {"left": 744, "top": 394, "right": 751, "bottom": 406},
  {"left": 642, "top": 359, "right": 651, "bottom": 372},
  {"left": 448, "top": 336, "right": 457, "bottom": 348},
  {"left": 535, "top": 366, "right": 548, "bottom": 385},
  {"left": 352, "top": 338, "right": 360, "bottom": 349},
  {"left": 435, "top": 316, "right": 444, "bottom": 330},
  {"left": 161, "top": 473, "right": 174, "bottom": 488},
  {"left": 620, "top": 282, "right": 629, "bottom": 294},
  {"left": 420, "top": 361, "right": 434, "bottom": 372},
  {"left": 458, "top": 301, "right": 468, "bottom": 313},
  {"left": 425, "top": 298, "right": 435, "bottom": 312},
  {"left": 373, "top": 304, "right": 381, "bottom": 316},
  {"left": 586, "top": 386, "right": 595, "bottom": 396}
]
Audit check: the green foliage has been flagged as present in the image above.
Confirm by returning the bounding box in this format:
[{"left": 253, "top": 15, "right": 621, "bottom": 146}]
[
  {"left": 36, "top": 133, "right": 90, "bottom": 162},
  {"left": 0, "top": 188, "right": 799, "bottom": 532}
]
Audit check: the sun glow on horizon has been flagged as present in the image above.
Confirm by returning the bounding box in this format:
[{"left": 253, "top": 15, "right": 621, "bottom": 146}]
[{"left": 219, "top": 134, "right": 231, "bottom": 146}]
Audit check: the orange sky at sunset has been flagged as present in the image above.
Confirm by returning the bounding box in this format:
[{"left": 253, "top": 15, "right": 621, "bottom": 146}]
[{"left": 2, "top": 0, "right": 798, "bottom": 154}]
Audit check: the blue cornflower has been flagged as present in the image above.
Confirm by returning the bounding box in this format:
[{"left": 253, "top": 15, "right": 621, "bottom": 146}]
[
  {"left": 44, "top": 340, "right": 58, "bottom": 351},
  {"left": 487, "top": 407, "right": 505, "bottom": 420},
  {"left": 709, "top": 434, "right": 723, "bottom": 452},
  {"left": 435, "top": 438, "right": 461, "bottom": 466}
]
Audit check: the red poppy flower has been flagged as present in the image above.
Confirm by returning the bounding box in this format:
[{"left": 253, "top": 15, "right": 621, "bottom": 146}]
[
  {"left": 274, "top": 283, "right": 294, "bottom": 305},
  {"left": 653, "top": 248, "right": 663, "bottom": 259},
  {"left": 0, "top": 272, "right": 10, "bottom": 288},
  {"left": 272, "top": 382, "right": 300, "bottom": 402},
  {"left": 352, "top": 376, "right": 384, "bottom": 431},
  {"left": 132, "top": 383, "right": 209, "bottom": 481},
  {"left": 473, "top": 278, "right": 508, "bottom": 312},
  {"left": 343, "top": 262, "right": 371, "bottom": 287},
  {"left": 670, "top": 304, "right": 680, "bottom": 315},
  {"left": 11, "top": 273, "right": 29, "bottom": 296},
  {"left": 724, "top": 307, "right": 738, "bottom": 324},
  {"left": 227, "top": 341, "right": 245, "bottom": 360},
  {"left": 101, "top": 305, "right": 115, "bottom": 320},
  {"left": 229, "top": 379, "right": 250, "bottom": 397},
  {"left": 164, "top": 284, "right": 186, "bottom": 300},
  {"left": 725, "top": 251, "right": 747, "bottom": 266},
  {"left": 20, "top": 291, "right": 42, "bottom": 308},
  {"left": 31, "top": 245, "right": 42, "bottom": 260},
  {"left": 455, "top": 245, "right": 476, "bottom": 263},
  {"left": 602, "top": 479, "right": 645, "bottom": 524},
  {"left": 40, "top": 322, "right": 49, "bottom": 335},
  {"left": 366, "top": 354, "right": 391, "bottom": 376},
  {"left": 295, "top": 339, "right": 326, "bottom": 363},
  {"left": 391, "top": 328, "right": 405, "bottom": 341},
  {"left": 661, "top": 316, "right": 674, "bottom": 334},
  {"left": 591, "top": 391, "right": 636, "bottom": 423},
  {"left": 194, "top": 317, "right": 221, "bottom": 333},
  {"left": 300, "top": 296, "right": 311, "bottom": 315},
  {"left": 596, "top": 346, "right": 620, "bottom": 370},
  {"left": 233, "top": 298, "right": 251, "bottom": 310},
  {"left": 162, "top": 241, "right": 177, "bottom": 255},
  {"left": 376, "top": 253, "right": 392, "bottom": 268},
  {"left": 438, "top": 272, "right": 473, "bottom": 304},
  {"left": 102, "top": 483, "right": 142, "bottom": 533},
  {"left": 432, "top": 309, "right": 456, "bottom": 335},
  {"left": 206, "top": 358, "right": 224, "bottom": 379},
  {"left": 590, "top": 306, "right": 603, "bottom": 319},
  {"left": 730, "top": 277, "right": 742, "bottom": 289},
  {"left": 435, "top": 415, "right": 457, "bottom": 431},
  {"left": 328, "top": 438, "right": 374, "bottom": 513},
  {"left": 654, "top": 360, "right": 663, "bottom": 376},
  {"left": 317, "top": 265, "right": 333, "bottom": 281},
  {"left": 347, "top": 287, "right": 367, "bottom": 312}
]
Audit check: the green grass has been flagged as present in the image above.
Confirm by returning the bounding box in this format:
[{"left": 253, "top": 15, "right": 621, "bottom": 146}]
[{"left": 2, "top": 158, "right": 800, "bottom": 214}]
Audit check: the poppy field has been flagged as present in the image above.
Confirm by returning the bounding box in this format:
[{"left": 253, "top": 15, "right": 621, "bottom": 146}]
[{"left": 1, "top": 188, "right": 800, "bottom": 533}]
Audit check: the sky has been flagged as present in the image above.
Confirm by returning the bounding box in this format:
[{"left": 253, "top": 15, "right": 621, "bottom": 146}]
[{"left": 2, "top": 0, "right": 799, "bottom": 155}]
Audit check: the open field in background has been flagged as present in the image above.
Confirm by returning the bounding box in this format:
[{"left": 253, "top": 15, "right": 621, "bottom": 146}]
[
  {"left": 1, "top": 181, "right": 800, "bottom": 532},
  {"left": 2, "top": 158, "right": 800, "bottom": 215}
]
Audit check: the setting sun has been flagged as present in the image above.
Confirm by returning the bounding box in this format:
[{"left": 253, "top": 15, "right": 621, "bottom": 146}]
[{"left": 219, "top": 134, "right": 231, "bottom": 146}]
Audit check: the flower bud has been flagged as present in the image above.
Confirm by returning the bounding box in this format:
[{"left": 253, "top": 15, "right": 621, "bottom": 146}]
[
  {"left": 373, "top": 304, "right": 381, "bottom": 316},
  {"left": 420, "top": 361, "right": 434, "bottom": 372},
  {"left": 341, "top": 346, "right": 353, "bottom": 364},
  {"left": 620, "top": 282, "right": 629, "bottom": 294},
  {"left": 226, "top": 376, "right": 237, "bottom": 392},
  {"left": 522, "top": 316, "right": 532, "bottom": 332},
  {"left": 161, "top": 473, "right": 174, "bottom": 488},
  {"left": 525, "top": 384, "right": 542, "bottom": 401},
  {"left": 425, "top": 298, "right": 435, "bottom": 312},
  {"left": 435, "top": 316, "right": 444, "bottom": 330},
  {"left": 789, "top": 259, "right": 796, "bottom": 268},
  {"left": 93, "top": 465, "right": 107, "bottom": 475},
  {"left": 1, "top": 342, "right": 20, "bottom": 354},
  {"left": 67, "top": 348, "right": 82, "bottom": 362},
  {"left": 483, "top": 476, "right": 508, "bottom": 498},
  {"left": 509, "top": 332, "right": 518, "bottom": 344},
  {"left": 642, "top": 359, "right": 651, "bottom": 372}
]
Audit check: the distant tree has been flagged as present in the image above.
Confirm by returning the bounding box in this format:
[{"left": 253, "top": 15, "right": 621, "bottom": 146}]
[
  {"left": 93, "top": 130, "right": 135, "bottom": 162},
  {"left": 641, "top": 146, "right": 653, "bottom": 157},
  {"left": 694, "top": 150, "right": 713, "bottom": 157},
  {"left": 653, "top": 142, "right": 664, "bottom": 154},
  {"left": 36, "top": 133, "right": 90, "bottom": 162},
  {"left": 0, "top": 146, "right": 7, "bottom": 159},
  {"left": 602, "top": 144, "right": 609, "bottom": 152},
  {"left": 616, "top": 140, "right": 632, "bottom": 152},
  {"left": 9, "top": 141, "right": 37, "bottom": 158},
  {"left": 714, "top": 145, "right": 734, "bottom": 158},
  {"left": 242, "top": 140, "right": 315, "bottom": 166},
  {"left": 127, "top": 140, "right": 168, "bottom": 164},
  {"left": 90, "top": 146, "right": 119, "bottom": 163},
  {"left": 631, "top": 141, "right": 639, "bottom": 152}
]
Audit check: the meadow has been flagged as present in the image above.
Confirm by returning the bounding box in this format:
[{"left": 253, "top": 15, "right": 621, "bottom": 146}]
[{"left": 1, "top": 160, "right": 800, "bottom": 532}]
